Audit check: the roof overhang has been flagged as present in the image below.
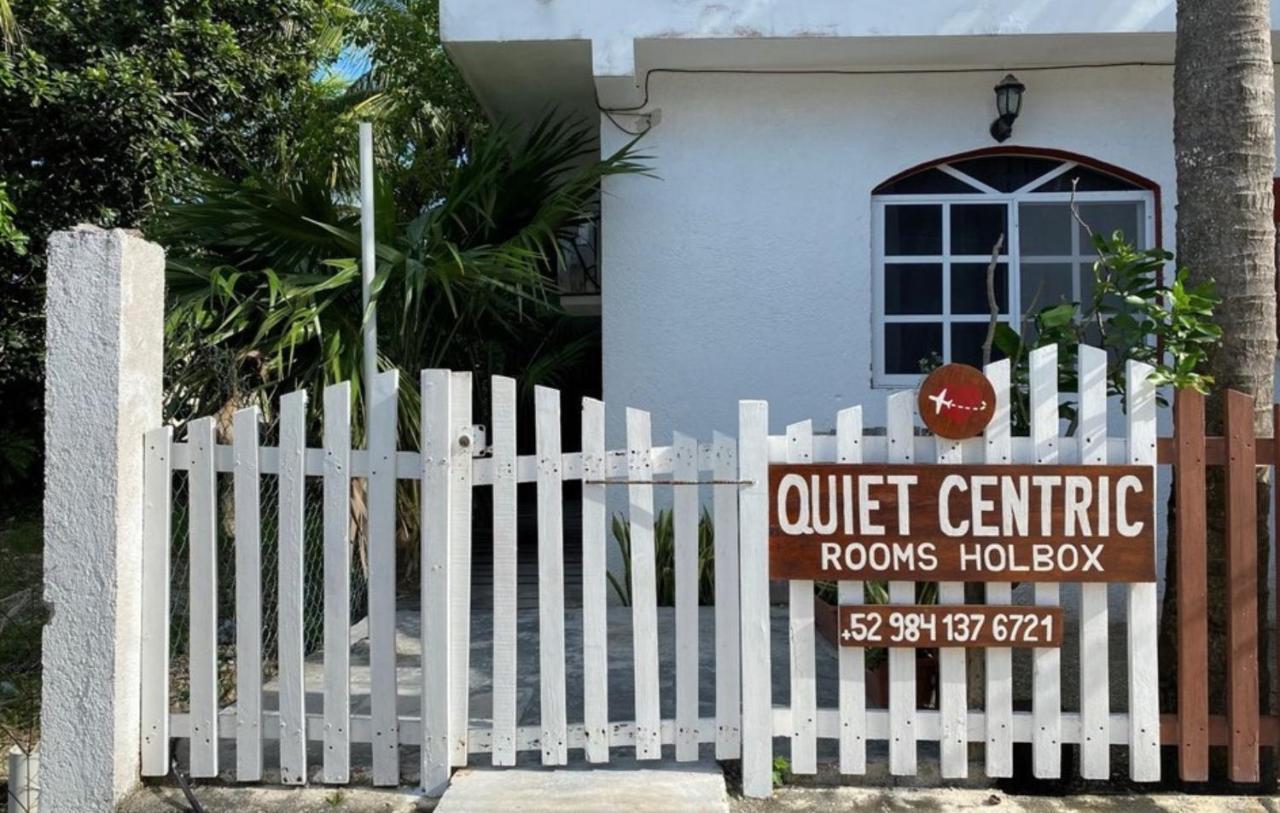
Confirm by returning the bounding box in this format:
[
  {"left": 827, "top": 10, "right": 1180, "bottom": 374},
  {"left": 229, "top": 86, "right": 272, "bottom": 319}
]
[{"left": 442, "top": 2, "right": 1280, "bottom": 144}]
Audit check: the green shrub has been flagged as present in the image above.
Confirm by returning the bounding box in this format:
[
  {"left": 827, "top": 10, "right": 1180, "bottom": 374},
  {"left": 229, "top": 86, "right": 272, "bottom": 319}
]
[{"left": 608, "top": 507, "right": 715, "bottom": 607}]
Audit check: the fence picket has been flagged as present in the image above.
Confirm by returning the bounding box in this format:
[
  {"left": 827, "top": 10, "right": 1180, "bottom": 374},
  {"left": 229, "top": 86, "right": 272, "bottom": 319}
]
[
  {"left": 627, "top": 407, "right": 662, "bottom": 760},
  {"left": 1274, "top": 405, "right": 1280, "bottom": 771},
  {"left": 1176, "top": 389, "right": 1209, "bottom": 781},
  {"left": 738, "top": 400, "right": 771, "bottom": 799},
  {"left": 322, "top": 382, "right": 352, "bottom": 783},
  {"left": 934, "top": 432, "right": 966, "bottom": 778},
  {"left": 421, "top": 370, "right": 453, "bottom": 796},
  {"left": 536, "top": 386, "right": 568, "bottom": 765},
  {"left": 278, "top": 391, "right": 308, "bottom": 785},
  {"left": 188, "top": 415, "right": 219, "bottom": 778},
  {"left": 148, "top": 352, "right": 1246, "bottom": 791},
  {"left": 491, "top": 377, "right": 519, "bottom": 766},
  {"left": 233, "top": 407, "right": 264, "bottom": 782},
  {"left": 1076, "top": 346, "right": 1110, "bottom": 779},
  {"left": 1029, "top": 344, "right": 1062, "bottom": 778},
  {"left": 368, "top": 371, "right": 400, "bottom": 785},
  {"left": 449, "top": 372, "right": 474, "bottom": 766},
  {"left": 140, "top": 426, "right": 172, "bottom": 777},
  {"left": 673, "top": 431, "right": 700, "bottom": 761},
  {"left": 712, "top": 431, "right": 741, "bottom": 760},
  {"left": 982, "top": 359, "right": 1013, "bottom": 777},
  {"left": 785, "top": 420, "right": 817, "bottom": 774},
  {"left": 581, "top": 397, "right": 610, "bottom": 763},
  {"left": 1125, "top": 360, "right": 1160, "bottom": 781},
  {"left": 885, "top": 390, "right": 916, "bottom": 776},
  {"left": 835, "top": 407, "right": 866, "bottom": 774},
  {"left": 1221, "top": 388, "right": 1259, "bottom": 782}
]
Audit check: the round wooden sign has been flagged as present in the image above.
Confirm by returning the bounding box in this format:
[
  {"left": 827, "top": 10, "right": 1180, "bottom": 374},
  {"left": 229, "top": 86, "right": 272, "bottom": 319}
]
[{"left": 917, "top": 363, "right": 996, "bottom": 440}]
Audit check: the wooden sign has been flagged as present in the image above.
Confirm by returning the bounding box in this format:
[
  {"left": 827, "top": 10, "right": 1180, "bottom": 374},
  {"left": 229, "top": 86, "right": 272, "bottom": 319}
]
[
  {"left": 838, "top": 605, "right": 1063, "bottom": 647},
  {"left": 917, "top": 363, "right": 996, "bottom": 440},
  {"left": 769, "top": 463, "right": 1155, "bottom": 582}
]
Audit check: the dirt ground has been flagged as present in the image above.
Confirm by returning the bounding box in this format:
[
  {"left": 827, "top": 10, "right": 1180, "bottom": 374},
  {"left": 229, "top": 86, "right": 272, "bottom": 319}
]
[{"left": 730, "top": 787, "right": 1280, "bottom": 812}]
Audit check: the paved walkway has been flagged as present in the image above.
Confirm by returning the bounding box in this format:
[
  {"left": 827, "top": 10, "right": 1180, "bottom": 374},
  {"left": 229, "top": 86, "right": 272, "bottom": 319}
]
[
  {"left": 168, "top": 601, "right": 1144, "bottom": 786},
  {"left": 439, "top": 759, "right": 728, "bottom": 812}
]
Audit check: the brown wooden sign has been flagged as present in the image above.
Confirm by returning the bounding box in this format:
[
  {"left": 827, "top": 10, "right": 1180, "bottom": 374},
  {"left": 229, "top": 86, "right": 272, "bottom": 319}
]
[
  {"left": 917, "top": 363, "right": 996, "bottom": 440},
  {"left": 838, "top": 605, "right": 1064, "bottom": 647},
  {"left": 769, "top": 463, "right": 1155, "bottom": 582}
]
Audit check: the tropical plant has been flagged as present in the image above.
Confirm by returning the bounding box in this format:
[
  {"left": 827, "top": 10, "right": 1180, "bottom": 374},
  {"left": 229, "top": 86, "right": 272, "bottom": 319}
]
[
  {"left": 0, "top": 182, "right": 25, "bottom": 256},
  {"left": 608, "top": 508, "right": 716, "bottom": 607},
  {"left": 989, "top": 229, "right": 1221, "bottom": 433},
  {"left": 0, "top": 0, "right": 16, "bottom": 51},
  {"left": 159, "top": 115, "right": 648, "bottom": 439}
]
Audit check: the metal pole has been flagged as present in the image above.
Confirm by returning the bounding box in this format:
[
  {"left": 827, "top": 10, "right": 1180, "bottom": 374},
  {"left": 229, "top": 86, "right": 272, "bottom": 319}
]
[{"left": 359, "top": 121, "right": 377, "bottom": 426}]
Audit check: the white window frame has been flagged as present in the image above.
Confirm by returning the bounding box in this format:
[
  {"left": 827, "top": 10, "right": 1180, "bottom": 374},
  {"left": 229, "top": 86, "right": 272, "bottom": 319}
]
[{"left": 871, "top": 160, "right": 1157, "bottom": 387}]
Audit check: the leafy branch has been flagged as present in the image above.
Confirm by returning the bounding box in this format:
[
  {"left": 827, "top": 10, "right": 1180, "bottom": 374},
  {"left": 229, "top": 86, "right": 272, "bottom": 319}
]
[{"left": 992, "top": 228, "right": 1221, "bottom": 432}]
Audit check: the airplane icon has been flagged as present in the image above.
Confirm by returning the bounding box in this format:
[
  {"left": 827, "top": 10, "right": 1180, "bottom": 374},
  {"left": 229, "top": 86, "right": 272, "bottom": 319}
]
[{"left": 927, "top": 387, "right": 987, "bottom": 414}]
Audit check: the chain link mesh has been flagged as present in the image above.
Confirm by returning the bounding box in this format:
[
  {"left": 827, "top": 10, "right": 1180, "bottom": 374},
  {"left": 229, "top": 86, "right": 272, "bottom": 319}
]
[
  {"left": 0, "top": 514, "right": 44, "bottom": 812},
  {"left": 167, "top": 414, "right": 370, "bottom": 716}
]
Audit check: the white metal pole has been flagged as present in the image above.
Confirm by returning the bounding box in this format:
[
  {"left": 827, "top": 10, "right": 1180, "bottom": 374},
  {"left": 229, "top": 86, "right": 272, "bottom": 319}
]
[{"left": 359, "top": 121, "right": 378, "bottom": 425}]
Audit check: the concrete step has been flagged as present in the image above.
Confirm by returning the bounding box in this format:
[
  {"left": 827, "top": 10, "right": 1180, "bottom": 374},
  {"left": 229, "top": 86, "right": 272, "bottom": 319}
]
[{"left": 436, "top": 758, "right": 729, "bottom": 812}]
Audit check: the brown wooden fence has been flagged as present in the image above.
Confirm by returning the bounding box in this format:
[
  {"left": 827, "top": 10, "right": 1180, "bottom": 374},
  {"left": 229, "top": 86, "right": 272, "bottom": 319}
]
[{"left": 1156, "top": 388, "right": 1280, "bottom": 782}]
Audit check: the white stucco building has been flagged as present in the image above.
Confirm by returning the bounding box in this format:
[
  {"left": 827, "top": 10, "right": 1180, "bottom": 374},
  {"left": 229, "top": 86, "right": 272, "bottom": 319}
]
[{"left": 440, "top": 2, "right": 1280, "bottom": 446}]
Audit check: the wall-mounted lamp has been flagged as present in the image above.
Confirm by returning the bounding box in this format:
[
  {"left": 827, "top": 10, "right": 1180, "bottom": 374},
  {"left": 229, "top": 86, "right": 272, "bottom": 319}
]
[{"left": 989, "top": 74, "right": 1026, "bottom": 143}]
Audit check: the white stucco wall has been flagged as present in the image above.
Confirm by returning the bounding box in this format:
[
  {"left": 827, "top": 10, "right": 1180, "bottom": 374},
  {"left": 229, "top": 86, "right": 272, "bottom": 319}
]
[
  {"left": 599, "top": 66, "right": 1178, "bottom": 443},
  {"left": 599, "top": 65, "right": 1280, "bottom": 616}
]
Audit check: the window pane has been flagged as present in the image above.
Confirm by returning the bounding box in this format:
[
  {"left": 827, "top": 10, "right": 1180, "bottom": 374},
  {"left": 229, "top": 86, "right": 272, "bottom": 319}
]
[
  {"left": 951, "top": 204, "right": 1008, "bottom": 255},
  {"left": 885, "top": 205, "right": 941, "bottom": 255},
  {"left": 949, "top": 156, "right": 1064, "bottom": 192},
  {"left": 951, "top": 263, "right": 1008, "bottom": 314},
  {"left": 886, "top": 263, "right": 942, "bottom": 314},
  {"left": 1020, "top": 262, "right": 1075, "bottom": 315},
  {"left": 1032, "top": 165, "right": 1141, "bottom": 192},
  {"left": 1019, "top": 203, "right": 1073, "bottom": 256},
  {"left": 951, "top": 323, "right": 1005, "bottom": 367},
  {"left": 884, "top": 323, "right": 942, "bottom": 374},
  {"left": 1077, "top": 202, "right": 1142, "bottom": 247},
  {"left": 877, "top": 167, "right": 981, "bottom": 195}
]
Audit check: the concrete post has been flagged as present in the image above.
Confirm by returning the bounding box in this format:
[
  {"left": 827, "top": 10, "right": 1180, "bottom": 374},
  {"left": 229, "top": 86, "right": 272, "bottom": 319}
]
[{"left": 40, "top": 227, "right": 164, "bottom": 809}]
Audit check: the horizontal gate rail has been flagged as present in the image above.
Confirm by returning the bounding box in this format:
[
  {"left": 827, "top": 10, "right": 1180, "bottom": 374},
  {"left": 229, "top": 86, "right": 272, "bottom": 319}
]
[{"left": 169, "top": 706, "right": 1237, "bottom": 750}]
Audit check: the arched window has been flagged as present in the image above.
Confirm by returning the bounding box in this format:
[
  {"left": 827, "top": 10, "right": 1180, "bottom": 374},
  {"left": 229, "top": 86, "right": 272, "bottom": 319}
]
[{"left": 872, "top": 151, "right": 1157, "bottom": 384}]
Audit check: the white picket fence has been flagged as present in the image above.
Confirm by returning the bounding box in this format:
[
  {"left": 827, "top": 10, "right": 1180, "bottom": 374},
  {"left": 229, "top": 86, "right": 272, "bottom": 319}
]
[{"left": 138, "top": 344, "right": 1160, "bottom": 798}]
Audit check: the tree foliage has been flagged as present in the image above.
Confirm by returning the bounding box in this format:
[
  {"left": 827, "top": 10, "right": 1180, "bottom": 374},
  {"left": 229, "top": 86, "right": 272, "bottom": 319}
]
[
  {"left": 285, "top": 0, "right": 486, "bottom": 201},
  {"left": 159, "top": 116, "right": 647, "bottom": 441},
  {"left": 0, "top": 0, "right": 347, "bottom": 493}
]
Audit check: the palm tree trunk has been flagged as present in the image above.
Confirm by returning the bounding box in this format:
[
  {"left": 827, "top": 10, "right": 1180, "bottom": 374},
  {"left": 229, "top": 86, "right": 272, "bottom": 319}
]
[{"left": 1164, "top": 0, "right": 1276, "bottom": 767}]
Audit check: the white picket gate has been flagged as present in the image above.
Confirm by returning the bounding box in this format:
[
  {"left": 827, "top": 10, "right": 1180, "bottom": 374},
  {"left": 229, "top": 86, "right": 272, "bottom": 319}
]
[{"left": 138, "top": 344, "right": 1161, "bottom": 797}]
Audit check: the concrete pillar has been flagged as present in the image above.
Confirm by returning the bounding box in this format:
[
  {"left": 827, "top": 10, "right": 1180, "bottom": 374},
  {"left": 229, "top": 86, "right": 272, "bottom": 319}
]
[{"left": 41, "top": 227, "right": 164, "bottom": 809}]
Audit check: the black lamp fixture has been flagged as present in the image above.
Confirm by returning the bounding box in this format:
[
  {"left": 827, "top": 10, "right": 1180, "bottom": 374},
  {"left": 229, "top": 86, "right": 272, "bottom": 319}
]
[{"left": 989, "top": 73, "right": 1026, "bottom": 143}]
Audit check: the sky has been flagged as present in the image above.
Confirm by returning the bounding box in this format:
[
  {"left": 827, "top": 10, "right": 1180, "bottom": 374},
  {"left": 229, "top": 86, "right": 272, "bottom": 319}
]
[{"left": 320, "top": 45, "right": 372, "bottom": 83}]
